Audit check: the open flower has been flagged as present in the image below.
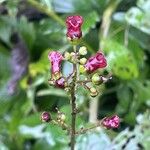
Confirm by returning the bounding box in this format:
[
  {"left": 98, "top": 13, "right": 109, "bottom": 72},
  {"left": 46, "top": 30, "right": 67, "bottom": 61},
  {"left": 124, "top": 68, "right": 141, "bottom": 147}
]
[
  {"left": 66, "top": 15, "right": 83, "bottom": 40},
  {"left": 48, "top": 51, "right": 63, "bottom": 79},
  {"left": 84, "top": 52, "right": 107, "bottom": 73},
  {"left": 101, "top": 115, "right": 120, "bottom": 129}
]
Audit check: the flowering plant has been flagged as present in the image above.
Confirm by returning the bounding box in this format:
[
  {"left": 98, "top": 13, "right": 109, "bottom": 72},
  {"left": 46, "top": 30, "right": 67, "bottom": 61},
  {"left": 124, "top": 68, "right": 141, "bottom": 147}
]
[{"left": 41, "top": 15, "right": 120, "bottom": 150}]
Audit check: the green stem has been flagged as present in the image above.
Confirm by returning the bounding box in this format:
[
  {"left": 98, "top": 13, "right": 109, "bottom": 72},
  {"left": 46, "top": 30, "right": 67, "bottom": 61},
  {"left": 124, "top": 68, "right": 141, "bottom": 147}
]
[
  {"left": 99, "top": 0, "right": 121, "bottom": 48},
  {"left": 27, "top": 0, "right": 65, "bottom": 26}
]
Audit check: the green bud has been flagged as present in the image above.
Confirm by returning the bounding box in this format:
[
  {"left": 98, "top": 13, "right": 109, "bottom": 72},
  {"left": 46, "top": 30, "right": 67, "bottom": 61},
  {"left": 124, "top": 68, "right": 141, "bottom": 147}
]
[
  {"left": 79, "top": 46, "right": 87, "bottom": 55},
  {"left": 79, "top": 58, "right": 87, "bottom": 65},
  {"left": 60, "top": 113, "right": 66, "bottom": 121},
  {"left": 90, "top": 87, "right": 98, "bottom": 97},
  {"left": 70, "top": 52, "right": 75, "bottom": 56},
  {"left": 64, "top": 52, "right": 71, "bottom": 60},
  {"left": 79, "top": 65, "right": 86, "bottom": 74},
  {"left": 92, "top": 73, "right": 101, "bottom": 85}
]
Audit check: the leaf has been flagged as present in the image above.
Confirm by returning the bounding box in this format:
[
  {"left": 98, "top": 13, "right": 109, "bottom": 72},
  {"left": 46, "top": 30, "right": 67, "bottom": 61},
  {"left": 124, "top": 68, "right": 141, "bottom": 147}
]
[
  {"left": 76, "top": 129, "right": 111, "bottom": 150},
  {"left": 20, "top": 113, "right": 41, "bottom": 127},
  {"left": 37, "top": 88, "right": 68, "bottom": 98},
  {"left": 103, "top": 40, "right": 139, "bottom": 80},
  {"left": 125, "top": 6, "right": 150, "bottom": 34},
  {"left": 0, "top": 16, "right": 12, "bottom": 45},
  {"left": 116, "top": 85, "right": 133, "bottom": 114},
  {"left": 82, "top": 11, "right": 100, "bottom": 35},
  {"left": 18, "top": 17, "right": 36, "bottom": 49}
]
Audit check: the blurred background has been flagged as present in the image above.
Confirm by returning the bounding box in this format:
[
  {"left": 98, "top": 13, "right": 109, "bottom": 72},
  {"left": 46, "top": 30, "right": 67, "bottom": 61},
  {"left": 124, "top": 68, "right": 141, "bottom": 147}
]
[{"left": 0, "top": 0, "right": 150, "bottom": 149}]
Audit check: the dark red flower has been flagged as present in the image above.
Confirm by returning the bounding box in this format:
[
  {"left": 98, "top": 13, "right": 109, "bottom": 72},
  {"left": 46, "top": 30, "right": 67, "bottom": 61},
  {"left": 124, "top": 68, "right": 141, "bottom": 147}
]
[
  {"left": 55, "top": 77, "right": 66, "bottom": 89},
  {"left": 84, "top": 52, "right": 107, "bottom": 73},
  {"left": 101, "top": 115, "right": 120, "bottom": 129},
  {"left": 41, "top": 111, "right": 51, "bottom": 122},
  {"left": 48, "top": 51, "right": 63, "bottom": 79},
  {"left": 66, "top": 15, "right": 83, "bottom": 40}
]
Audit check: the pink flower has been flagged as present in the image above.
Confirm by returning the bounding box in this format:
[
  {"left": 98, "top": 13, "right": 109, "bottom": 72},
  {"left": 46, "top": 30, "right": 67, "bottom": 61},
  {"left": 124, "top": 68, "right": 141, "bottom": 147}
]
[
  {"left": 101, "top": 115, "right": 120, "bottom": 129},
  {"left": 55, "top": 77, "right": 66, "bottom": 89},
  {"left": 66, "top": 15, "right": 83, "bottom": 40},
  {"left": 48, "top": 51, "right": 63, "bottom": 78},
  {"left": 84, "top": 52, "right": 107, "bottom": 73}
]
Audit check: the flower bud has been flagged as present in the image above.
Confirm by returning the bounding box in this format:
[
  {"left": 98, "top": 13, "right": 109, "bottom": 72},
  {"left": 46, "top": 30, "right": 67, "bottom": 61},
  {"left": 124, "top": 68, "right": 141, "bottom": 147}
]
[
  {"left": 84, "top": 52, "right": 107, "bottom": 73},
  {"left": 48, "top": 51, "right": 63, "bottom": 80},
  {"left": 60, "top": 113, "right": 66, "bottom": 121},
  {"left": 57, "top": 113, "right": 66, "bottom": 122},
  {"left": 64, "top": 52, "right": 71, "bottom": 60},
  {"left": 66, "top": 15, "right": 83, "bottom": 42},
  {"left": 55, "top": 77, "right": 67, "bottom": 89},
  {"left": 41, "top": 111, "right": 51, "bottom": 122},
  {"left": 79, "top": 65, "right": 86, "bottom": 74},
  {"left": 79, "top": 58, "right": 87, "bottom": 65},
  {"left": 90, "top": 87, "right": 98, "bottom": 97},
  {"left": 91, "top": 73, "right": 102, "bottom": 85},
  {"left": 101, "top": 115, "right": 120, "bottom": 129},
  {"left": 79, "top": 46, "right": 87, "bottom": 55}
]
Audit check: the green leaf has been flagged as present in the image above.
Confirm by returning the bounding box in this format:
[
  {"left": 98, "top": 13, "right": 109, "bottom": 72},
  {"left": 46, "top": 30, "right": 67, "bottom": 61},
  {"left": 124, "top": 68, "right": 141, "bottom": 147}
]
[
  {"left": 125, "top": 4, "right": 150, "bottom": 34},
  {"left": 116, "top": 85, "right": 133, "bottom": 114},
  {"left": 103, "top": 40, "right": 139, "bottom": 80},
  {"left": 18, "top": 17, "right": 36, "bottom": 49},
  {"left": 82, "top": 11, "right": 100, "bottom": 35},
  {"left": 0, "top": 16, "right": 12, "bottom": 45},
  {"left": 37, "top": 88, "right": 68, "bottom": 98}
]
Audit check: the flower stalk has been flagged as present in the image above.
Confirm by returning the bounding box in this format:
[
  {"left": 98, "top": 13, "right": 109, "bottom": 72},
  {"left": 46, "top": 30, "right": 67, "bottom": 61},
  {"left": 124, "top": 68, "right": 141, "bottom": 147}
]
[
  {"left": 70, "top": 45, "right": 78, "bottom": 150},
  {"left": 39, "top": 14, "right": 120, "bottom": 150}
]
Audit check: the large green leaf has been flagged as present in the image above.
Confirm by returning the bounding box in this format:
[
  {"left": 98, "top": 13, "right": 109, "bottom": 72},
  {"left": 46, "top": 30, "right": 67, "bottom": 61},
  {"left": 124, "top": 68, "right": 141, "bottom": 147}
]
[
  {"left": 103, "top": 40, "right": 139, "bottom": 80},
  {"left": 125, "top": 0, "right": 150, "bottom": 35},
  {"left": 18, "top": 17, "right": 36, "bottom": 49}
]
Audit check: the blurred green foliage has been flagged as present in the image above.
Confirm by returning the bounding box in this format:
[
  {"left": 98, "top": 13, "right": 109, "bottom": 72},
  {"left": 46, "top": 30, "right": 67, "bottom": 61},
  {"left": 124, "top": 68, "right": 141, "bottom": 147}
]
[{"left": 0, "top": 0, "right": 150, "bottom": 149}]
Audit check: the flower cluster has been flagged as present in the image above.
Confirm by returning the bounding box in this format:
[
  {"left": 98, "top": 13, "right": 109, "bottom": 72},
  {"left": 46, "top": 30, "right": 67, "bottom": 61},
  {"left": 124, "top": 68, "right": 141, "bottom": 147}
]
[{"left": 42, "top": 15, "right": 120, "bottom": 139}]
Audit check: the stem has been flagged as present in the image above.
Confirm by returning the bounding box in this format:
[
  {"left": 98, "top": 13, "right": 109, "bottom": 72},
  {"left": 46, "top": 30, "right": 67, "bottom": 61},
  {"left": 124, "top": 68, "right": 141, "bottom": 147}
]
[
  {"left": 76, "top": 122, "right": 101, "bottom": 135},
  {"left": 70, "top": 45, "right": 78, "bottom": 150},
  {"left": 27, "top": 0, "right": 65, "bottom": 26}
]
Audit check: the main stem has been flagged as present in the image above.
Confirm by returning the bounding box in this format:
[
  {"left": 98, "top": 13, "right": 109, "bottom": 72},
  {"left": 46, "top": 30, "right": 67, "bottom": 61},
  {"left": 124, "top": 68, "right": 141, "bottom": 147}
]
[{"left": 70, "top": 45, "right": 78, "bottom": 150}]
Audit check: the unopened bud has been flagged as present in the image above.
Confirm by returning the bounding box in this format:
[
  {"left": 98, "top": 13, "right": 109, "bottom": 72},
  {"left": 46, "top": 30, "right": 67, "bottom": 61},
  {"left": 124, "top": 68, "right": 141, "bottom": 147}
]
[
  {"left": 79, "top": 65, "right": 86, "bottom": 74},
  {"left": 92, "top": 73, "right": 102, "bottom": 85},
  {"left": 64, "top": 52, "right": 71, "bottom": 60},
  {"left": 79, "top": 58, "right": 87, "bottom": 65},
  {"left": 70, "top": 52, "right": 75, "bottom": 56},
  {"left": 55, "top": 77, "right": 67, "bottom": 89},
  {"left": 79, "top": 46, "right": 87, "bottom": 55},
  {"left": 57, "top": 113, "right": 66, "bottom": 122},
  {"left": 41, "top": 111, "right": 51, "bottom": 122},
  {"left": 90, "top": 87, "right": 98, "bottom": 97}
]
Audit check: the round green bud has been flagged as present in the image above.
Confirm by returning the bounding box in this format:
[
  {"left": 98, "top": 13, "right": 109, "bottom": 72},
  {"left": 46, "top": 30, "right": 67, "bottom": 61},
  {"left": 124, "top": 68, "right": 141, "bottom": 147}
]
[
  {"left": 90, "top": 87, "right": 98, "bottom": 97},
  {"left": 79, "top": 58, "right": 87, "bottom": 65},
  {"left": 79, "top": 65, "right": 86, "bottom": 74},
  {"left": 92, "top": 73, "right": 101, "bottom": 85},
  {"left": 70, "top": 52, "right": 75, "bottom": 56},
  {"left": 64, "top": 52, "right": 71, "bottom": 60},
  {"left": 60, "top": 113, "right": 66, "bottom": 121},
  {"left": 79, "top": 46, "right": 87, "bottom": 55}
]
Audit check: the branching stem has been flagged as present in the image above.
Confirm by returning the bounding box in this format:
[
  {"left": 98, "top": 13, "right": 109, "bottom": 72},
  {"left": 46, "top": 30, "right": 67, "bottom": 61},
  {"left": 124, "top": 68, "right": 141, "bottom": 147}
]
[{"left": 70, "top": 45, "right": 78, "bottom": 150}]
